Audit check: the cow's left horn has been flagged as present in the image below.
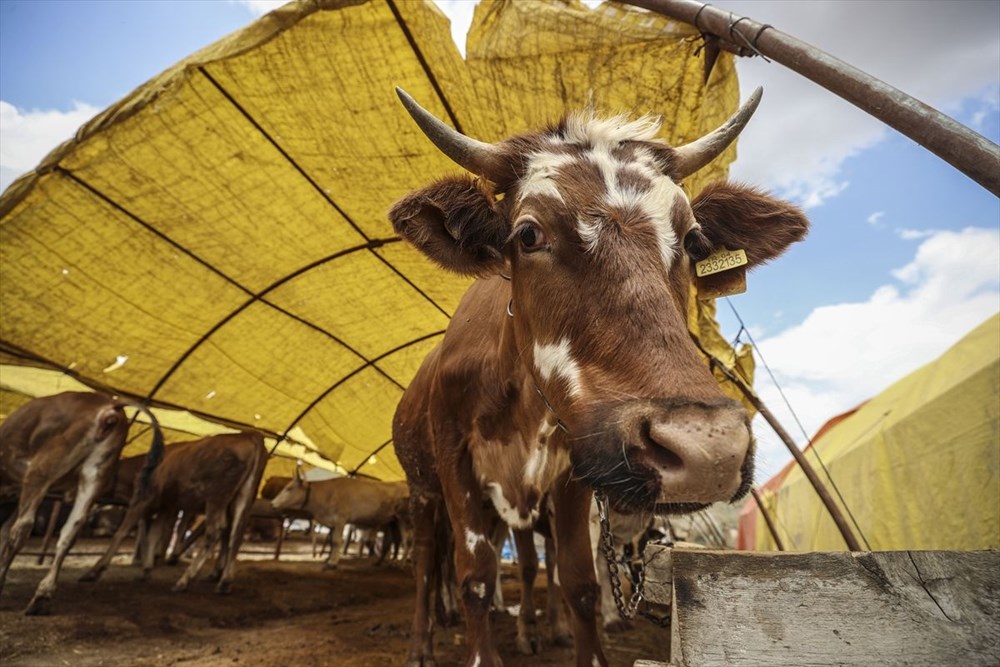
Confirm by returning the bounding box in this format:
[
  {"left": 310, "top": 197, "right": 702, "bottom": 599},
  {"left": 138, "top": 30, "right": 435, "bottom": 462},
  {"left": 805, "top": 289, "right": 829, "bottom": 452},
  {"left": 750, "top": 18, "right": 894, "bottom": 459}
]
[
  {"left": 672, "top": 87, "right": 763, "bottom": 180},
  {"left": 396, "top": 87, "right": 509, "bottom": 182}
]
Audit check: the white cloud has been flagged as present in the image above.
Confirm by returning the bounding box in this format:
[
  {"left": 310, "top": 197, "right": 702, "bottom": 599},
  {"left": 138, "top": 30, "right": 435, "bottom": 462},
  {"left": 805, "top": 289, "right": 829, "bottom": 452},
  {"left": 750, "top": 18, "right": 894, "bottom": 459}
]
[
  {"left": 232, "top": 0, "right": 286, "bottom": 17},
  {"left": 750, "top": 227, "right": 1000, "bottom": 480},
  {"left": 866, "top": 211, "right": 884, "bottom": 226},
  {"left": 896, "top": 228, "right": 936, "bottom": 241},
  {"left": 0, "top": 100, "right": 100, "bottom": 194},
  {"left": 714, "top": 0, "right": 1000, "bottom": 208}
]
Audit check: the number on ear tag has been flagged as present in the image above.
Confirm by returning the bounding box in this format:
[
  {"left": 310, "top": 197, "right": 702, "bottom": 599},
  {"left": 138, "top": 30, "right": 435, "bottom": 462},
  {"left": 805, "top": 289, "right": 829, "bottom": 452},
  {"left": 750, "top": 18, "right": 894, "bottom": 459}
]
[
  {"left": 695, "top": 248, "right": 748, "bottom": 299},
  {"left": 695, "top": 248, "right": 747, "bottom": 277}
]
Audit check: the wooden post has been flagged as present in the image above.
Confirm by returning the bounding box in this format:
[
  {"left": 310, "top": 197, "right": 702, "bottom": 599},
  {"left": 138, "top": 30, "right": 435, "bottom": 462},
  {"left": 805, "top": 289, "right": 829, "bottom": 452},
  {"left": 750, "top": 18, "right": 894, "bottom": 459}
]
[
  {"left": 750, "top": 487, "right": 785, "bottom": 551},
  {"left": 623, "top": 0, "right": 1000, "bottom": 197},
  {"left": 688, "top": 336, "right": 863, "bottom": 551},
  {"left": 642, "top": 546, "right": 1000, "bottom": 666}
]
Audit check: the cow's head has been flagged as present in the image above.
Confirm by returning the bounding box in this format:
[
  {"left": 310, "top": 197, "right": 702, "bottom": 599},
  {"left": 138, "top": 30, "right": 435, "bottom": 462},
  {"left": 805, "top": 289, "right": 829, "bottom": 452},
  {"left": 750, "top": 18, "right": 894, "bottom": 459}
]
[
  {"left": 270, "top": 467, "right": 308, "bottom": 512},
  {"left": 390, "top": 89, "right": 807, "bottom": 514}
]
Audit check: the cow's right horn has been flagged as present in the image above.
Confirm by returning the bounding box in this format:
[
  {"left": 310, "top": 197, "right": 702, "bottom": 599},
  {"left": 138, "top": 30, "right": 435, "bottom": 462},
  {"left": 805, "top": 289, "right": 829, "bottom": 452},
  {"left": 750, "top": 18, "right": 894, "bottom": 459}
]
[
  {"left": 671, "top": 87, "right": 763, "bottom": 180},
  {"left": 396, "top": 87, "right": 509, "bottom": 183}
]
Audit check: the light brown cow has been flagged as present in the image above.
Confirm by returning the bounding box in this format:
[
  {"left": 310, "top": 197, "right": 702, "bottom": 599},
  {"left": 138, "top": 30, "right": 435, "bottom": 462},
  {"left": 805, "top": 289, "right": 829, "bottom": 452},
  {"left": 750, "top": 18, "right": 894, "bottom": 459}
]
[
  {"left": 388, "top": 88, "right": 808, "bottom": 667},
  {"left": 270, "top": 470, "right": 408, "bottom": 569},
  {"left": 0, "top": 391, "right": 164, "bottom": 615},
  {"left": 81, "top": 431, "right": 266, "bottom": 593}
]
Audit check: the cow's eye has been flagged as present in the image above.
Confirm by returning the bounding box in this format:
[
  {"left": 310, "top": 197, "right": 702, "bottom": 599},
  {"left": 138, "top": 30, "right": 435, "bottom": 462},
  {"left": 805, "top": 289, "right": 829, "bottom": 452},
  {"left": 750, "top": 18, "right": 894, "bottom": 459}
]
[{"left": 516, "top": 219, "right": 547, "bottom": 252}]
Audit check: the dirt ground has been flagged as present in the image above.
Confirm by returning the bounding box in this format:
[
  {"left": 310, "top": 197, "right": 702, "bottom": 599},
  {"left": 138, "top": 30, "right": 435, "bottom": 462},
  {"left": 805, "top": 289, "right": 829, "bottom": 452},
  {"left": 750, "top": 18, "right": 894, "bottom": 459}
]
[{"left": 1, "top": 537, "right": 670, "bottom": 667}]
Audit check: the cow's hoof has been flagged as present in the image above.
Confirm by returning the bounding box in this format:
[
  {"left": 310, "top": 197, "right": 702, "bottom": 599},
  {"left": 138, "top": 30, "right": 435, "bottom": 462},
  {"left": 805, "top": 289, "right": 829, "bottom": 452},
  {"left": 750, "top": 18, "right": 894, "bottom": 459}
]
[
  {"left": 78, "top": 570, "right": 99, "bottom": 583},
  {"left": 25, "top": 595, "right": 52, "bottom": 616},
  {"left": 215, "top": 580, "right": 233, "bottom": 595},
  {"left": 322, "top": 562, "right": 338, "bottom": 571},
  {"left": 134, "top": 571, "right": 151, "bottom": 583},
  {"left": 171, "top": 581, "right": 189, "bottom": 593},
  {"left": 552, "top": 633, "right": 574, "bottom": 648},
  {"left": 604, "top": 618, "right": 633, "bottom": 634}
]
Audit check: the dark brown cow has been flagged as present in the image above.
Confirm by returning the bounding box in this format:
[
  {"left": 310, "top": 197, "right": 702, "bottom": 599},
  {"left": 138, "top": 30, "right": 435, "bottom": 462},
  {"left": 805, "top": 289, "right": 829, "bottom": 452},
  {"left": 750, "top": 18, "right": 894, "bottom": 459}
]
[
  {"left": 81, "top": 431, "right": 267, "bottom": 593},
  {"left": 388, "top": 88, "right": 808, "bottom": 667},
  {"left": 0, "top": 391, "right": 163, "bottom": 615}
]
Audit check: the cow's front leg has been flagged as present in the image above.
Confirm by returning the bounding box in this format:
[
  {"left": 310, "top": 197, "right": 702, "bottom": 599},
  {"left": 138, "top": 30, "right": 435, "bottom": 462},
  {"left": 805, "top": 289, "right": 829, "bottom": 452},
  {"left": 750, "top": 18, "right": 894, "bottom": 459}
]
[
  {"left": 405, "top": 493, "right": 440, "bottom": 667},
  {"left": 551, "top": 474, "right": 607, "bottom": 667},
  {"left": 513, "top": 528, "right": 540, "bottom": 655},
  {"left": 324, "top": 522, "right": 342, "bottom": 569},
  {"left": 441, "top": 461, "right": 502, "bottom": 667},
  {"left": 543, "top": 534, "right": 573, "bottom": 647}
]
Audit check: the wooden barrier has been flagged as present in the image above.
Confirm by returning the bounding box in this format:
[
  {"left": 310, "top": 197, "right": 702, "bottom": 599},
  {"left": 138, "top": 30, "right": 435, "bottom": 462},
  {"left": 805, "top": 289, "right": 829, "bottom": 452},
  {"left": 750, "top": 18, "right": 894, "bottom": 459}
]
[{"left": 638, "top": 546, "right": 1000, "bottom": 667}]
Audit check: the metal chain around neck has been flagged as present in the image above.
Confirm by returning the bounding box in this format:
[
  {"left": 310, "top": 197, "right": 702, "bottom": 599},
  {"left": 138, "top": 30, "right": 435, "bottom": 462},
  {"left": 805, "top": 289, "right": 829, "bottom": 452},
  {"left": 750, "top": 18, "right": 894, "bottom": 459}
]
[{"left": 595, "top": 491, "right": 670, "bottom": 627}]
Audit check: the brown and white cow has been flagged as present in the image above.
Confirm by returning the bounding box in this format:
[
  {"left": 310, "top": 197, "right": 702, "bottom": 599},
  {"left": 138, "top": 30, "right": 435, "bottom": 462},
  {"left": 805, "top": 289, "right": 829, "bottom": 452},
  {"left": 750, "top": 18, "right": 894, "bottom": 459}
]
[
  {"left": 388, "top": 87, "right": 808, "bottom": 667},
  {"left": 0, "top": 391, "right": 164, "bottom": 615},
  {"left": 270, "top": 471, "right": 408, "bottom": 569},
  {"left": 81, "top": 431, "right": 267, "bottom": 593}
]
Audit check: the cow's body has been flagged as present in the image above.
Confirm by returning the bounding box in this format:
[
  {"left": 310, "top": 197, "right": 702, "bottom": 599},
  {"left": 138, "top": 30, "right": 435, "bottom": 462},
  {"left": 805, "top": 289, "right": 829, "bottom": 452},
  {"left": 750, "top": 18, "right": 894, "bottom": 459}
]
[
  {"left": 0, "top": 391, "right": 163, "bottom": 614},
  {"left": 388, "top": 88, "right": 808, "bottom": 667},
  {"left": 270, "top": 474, "right": 408, "bottom": 569},
  {"left": 81, "top": 431, "right": 266, "bottom": 593}
]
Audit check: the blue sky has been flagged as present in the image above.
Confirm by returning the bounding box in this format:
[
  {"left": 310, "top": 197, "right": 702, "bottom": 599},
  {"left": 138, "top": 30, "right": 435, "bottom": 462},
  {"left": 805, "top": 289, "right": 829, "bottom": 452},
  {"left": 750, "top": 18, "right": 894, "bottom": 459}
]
[{"left": 1, "top": 0, "right": 998, "bottom": 481}]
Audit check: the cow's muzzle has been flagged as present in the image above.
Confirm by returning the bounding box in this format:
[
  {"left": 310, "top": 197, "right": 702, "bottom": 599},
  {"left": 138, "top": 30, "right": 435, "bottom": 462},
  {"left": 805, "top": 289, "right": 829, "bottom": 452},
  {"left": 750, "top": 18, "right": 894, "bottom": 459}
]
[{"left": 570, "top": 398, "right": 754, "bottom": 514}]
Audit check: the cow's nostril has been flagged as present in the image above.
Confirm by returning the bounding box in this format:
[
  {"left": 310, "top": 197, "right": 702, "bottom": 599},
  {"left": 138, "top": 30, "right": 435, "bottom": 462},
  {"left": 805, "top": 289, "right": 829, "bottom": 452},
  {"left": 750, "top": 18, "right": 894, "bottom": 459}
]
[{"left": 639, "top": 418, "right": 683, "bottom": 470}]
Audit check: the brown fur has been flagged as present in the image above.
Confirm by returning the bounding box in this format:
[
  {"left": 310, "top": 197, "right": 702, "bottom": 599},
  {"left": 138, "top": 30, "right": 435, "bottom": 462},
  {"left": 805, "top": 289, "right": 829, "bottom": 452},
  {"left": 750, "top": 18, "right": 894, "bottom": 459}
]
[
  {"left": 391, "top": 109, "right": 809, "bottom": 667},
  {"left": 0, "top": 391, "right": 163, "bottom": 615},
  {"left": 81, "top": 431, "right": 266, "bottom": 594}
]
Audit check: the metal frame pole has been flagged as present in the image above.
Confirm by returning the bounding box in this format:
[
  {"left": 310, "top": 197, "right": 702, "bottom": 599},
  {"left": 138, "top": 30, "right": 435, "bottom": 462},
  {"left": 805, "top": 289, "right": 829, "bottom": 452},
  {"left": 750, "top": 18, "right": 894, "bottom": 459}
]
[{"left": 624, "top": 0, "right": 1000, "bottom": 197}]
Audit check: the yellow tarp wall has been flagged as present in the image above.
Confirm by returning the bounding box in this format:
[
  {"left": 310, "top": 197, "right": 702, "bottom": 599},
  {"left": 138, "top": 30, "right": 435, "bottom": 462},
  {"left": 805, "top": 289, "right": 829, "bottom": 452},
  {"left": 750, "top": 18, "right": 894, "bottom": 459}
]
[
  {"left": 751, "top": 313, "right": 1000, "bottom": 551},
  {"left": 1, "top": 0, "right": 748, "bottom": 481}
]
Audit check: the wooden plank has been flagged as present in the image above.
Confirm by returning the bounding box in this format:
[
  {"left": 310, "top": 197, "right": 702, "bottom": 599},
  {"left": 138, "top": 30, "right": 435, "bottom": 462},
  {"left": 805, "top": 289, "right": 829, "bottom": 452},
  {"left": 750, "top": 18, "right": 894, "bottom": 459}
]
[{"left": 645, "top": 547, "right": 1000, "bottom": 667}]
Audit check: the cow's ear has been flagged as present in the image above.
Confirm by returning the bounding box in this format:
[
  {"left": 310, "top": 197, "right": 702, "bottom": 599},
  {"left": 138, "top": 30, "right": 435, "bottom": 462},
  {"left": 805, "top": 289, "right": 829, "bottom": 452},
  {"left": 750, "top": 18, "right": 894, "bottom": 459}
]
[
  {"left": 389, "top": 176, "right": 508, "bottom": 277},
  {"left": 689, "top": 182, "right": 808, "bottom": 267}
]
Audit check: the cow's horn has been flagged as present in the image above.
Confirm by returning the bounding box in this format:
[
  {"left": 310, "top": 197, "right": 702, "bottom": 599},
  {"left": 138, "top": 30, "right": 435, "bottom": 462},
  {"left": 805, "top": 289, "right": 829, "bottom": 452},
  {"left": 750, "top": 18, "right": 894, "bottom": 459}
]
[
  {"left": 396, "top": 87, "right": 509, "bottom": 182},
  {"left": 672, "top": 87, "right": 763, "bottom": 180}
]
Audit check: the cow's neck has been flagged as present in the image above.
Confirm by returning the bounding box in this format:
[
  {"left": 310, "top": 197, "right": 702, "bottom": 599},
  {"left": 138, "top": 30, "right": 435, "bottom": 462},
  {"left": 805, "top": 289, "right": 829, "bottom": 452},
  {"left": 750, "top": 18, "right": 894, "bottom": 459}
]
[{"left": 470, "top": 290, "right": 571, "bottom": 530}]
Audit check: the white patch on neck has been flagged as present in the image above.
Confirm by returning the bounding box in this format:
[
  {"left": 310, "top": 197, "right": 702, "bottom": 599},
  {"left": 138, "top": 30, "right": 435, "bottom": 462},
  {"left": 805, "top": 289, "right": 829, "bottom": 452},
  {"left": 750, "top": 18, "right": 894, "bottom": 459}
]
[
  {"left": 534, "top": 338, "right": 583, "bottom": 398},
  {"left": 465, "top": 529, "right": 486, "bottom": 554},
  {"left": 486, "top": 482, "right": 536, "bottom": 529},
  {"left": 524, "top": 420, "right": 557, "bottom": 485}
]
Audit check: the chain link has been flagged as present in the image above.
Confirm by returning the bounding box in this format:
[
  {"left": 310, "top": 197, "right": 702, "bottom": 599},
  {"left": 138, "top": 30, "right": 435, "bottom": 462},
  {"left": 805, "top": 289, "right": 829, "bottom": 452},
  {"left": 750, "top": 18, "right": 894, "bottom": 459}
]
[{"left": 595, "top": 492, "right": 671, "bottom": 627}]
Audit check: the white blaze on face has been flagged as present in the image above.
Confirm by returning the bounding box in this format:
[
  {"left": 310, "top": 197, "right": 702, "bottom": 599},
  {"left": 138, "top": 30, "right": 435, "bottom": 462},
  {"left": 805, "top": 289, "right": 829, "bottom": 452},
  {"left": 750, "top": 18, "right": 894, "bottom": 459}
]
[
  {"left": 519, "top": 152, "right": 574, "bottom": 203},
  {"left": 554, "top": 111, "right": 686, "bottom": 274},
  {"left": 534, "top": 337, "right": 583, "bottom": 398}
]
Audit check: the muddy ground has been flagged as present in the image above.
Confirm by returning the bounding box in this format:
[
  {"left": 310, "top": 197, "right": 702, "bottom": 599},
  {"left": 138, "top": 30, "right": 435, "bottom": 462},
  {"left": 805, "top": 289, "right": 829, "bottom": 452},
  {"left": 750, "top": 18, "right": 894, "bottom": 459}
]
[{"left": 1, "top": 537, "right": 670, "bottom": 666}]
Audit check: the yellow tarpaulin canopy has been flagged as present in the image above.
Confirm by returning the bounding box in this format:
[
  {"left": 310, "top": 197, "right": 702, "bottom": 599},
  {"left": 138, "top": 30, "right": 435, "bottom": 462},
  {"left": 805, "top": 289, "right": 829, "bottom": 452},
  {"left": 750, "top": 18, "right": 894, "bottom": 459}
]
[
  {"left": 0, "top": 0, "right": 747, "bottom": 481},
  {"left": 745, "top": 313, "right": 1000, "bottom": 551}
]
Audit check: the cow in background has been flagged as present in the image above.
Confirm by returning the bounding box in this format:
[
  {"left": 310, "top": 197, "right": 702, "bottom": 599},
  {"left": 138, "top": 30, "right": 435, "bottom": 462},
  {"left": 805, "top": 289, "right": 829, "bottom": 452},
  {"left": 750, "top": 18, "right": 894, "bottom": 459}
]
[
  {"left": 388, "top": 87, "right": 808, "bottom": 666},
  {"left": 81, "top": 431, "right": 266, "bottom": 593},
  {"left": 0, "top": 391, "right": 164, "bottom": 615},
  {"left": 270, "top": 470, "right": 408, "bottom": 569}
]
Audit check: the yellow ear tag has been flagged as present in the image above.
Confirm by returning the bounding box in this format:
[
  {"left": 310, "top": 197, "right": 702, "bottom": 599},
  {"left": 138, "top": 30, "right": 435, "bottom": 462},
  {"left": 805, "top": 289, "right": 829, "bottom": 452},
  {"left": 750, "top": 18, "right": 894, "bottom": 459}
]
[{"left": 695, "top": 248, "right": 748, "bottom": 299}]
